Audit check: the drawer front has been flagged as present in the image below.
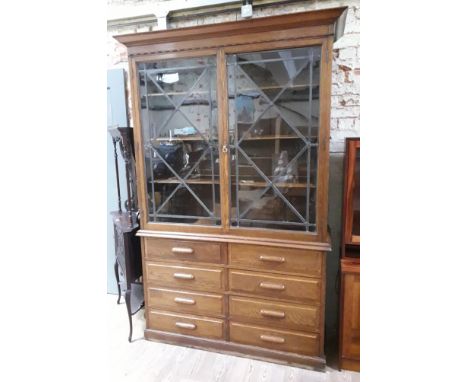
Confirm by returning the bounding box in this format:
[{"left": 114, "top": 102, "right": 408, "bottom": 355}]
[
  {"left": 230, "top": 322, "right": 320, "bottom": 356},
  {"left": 148, "top": 310, "right": 224, "bottom": 340},
  {"left": 145, "top": 238, "right": 222, "bottom": 264},
  {"left": 229, "top": 270, "right": 321, "bottom": 304},
  {"left": 229, "top": 296, "right": 320, "bottom": 332},
  {"left": 146, "top": 262, "right": 225, "bottom": 292},
  {"left": 148, "top": 287, "right": 224, "bottom": 317},
  {"left": 229, "top": 243, "right": 322, "bottom": 277}
]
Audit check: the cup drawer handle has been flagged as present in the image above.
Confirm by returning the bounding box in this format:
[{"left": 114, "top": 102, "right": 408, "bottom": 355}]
[
  {"left": 173, "top": 273, "right": 195, "bottom": 280},
  {"left": 259, "top": 282, "right": 285, "bottom": 291},
  {"left": 260, "top": 309, "right": 285, "bottom": 319},
  {"left": 260, "top": 335, "right": 285, "bottom": 344},
  {"left": 259, "top": 255, "right": 285, "bottom": 263},
  {"left": 175, "top": 322, "right": 196, "bottom": 330},
  {"left": 174, "top": 297, "right": 196, "bottom": 305},
  {"left": 172, "top": 247, "right": 194, "bottom": 254}
]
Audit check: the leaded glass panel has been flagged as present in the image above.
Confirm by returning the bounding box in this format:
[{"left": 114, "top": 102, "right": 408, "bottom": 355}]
[
  {"left": 227, "top": 46, "right": 321, "bottom": 231},
  {"left": 139, "top": 56, "right": 220, "bottom": 225}
]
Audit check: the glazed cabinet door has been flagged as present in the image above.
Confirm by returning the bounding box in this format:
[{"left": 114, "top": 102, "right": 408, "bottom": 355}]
[
  {"left": 137, "top": 56, "right": 222, "bottom": 226},
  {"left": 226, "top": 46, "right": 322, "bottom": 232}
]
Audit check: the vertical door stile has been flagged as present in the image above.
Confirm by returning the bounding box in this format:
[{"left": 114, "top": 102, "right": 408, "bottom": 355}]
[
  {"left": 217, "top": 49, "right": 230, "bottom": 232},
  {"left": 129, "top": 57, "right": 149, "bottom": 229}
]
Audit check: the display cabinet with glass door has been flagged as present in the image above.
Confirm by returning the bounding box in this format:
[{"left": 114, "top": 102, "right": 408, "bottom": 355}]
[{"left": 115, "top": 7, "right": 347, "bottom": 370}]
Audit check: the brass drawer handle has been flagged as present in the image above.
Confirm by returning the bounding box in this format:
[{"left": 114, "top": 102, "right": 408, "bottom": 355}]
[
  {"left": 260, "top": 309, "right": 285, "bottom": 319},
  {"left": 175, "top": 322, "right": 196, "bottom": 330},
  {"left": 259, "top": 255, "right": 285, "bottom": 263},
  {"left": 259, "top": 282, "right": 285, "bottom": 291},
  {"left": 172, "top": 247, "right": 194, "bottom": 254},
  {"left": 173, "top": 273, "right": 195, "bottom": 280},
  {"left": 174, "top": 297, "right": 196, "bottom": 305},
  {"left": 260, "top": 334, "right": 285, "bottom": 344}
]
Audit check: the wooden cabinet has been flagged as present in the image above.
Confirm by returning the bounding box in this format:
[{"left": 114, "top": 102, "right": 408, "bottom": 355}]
[
  {"left": 339, "top": 138, "right": 360, "bottom": 371},
  {"left": 115, "top": 7, "right": 347, "bottom": 370}
]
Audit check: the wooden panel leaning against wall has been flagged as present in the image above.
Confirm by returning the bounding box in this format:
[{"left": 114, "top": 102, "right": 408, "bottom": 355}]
[{"left": 114, "top": 7, "right": 348, "bottom": 371}]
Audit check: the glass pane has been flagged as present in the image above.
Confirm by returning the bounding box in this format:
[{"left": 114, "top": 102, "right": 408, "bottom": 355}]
[
  {"left": 351, "top": 147, "right": 360, "bottom": 237},
  {"left": 139, "top": 56, "right": 220, "bottom": 225},
  {"left": 228, "top": 46, "right": 321, "bottom": 231}
]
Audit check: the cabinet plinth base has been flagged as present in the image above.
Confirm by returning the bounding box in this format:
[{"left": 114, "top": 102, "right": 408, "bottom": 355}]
[{"left": 144, "top": 329, "right": 326, "bottom": 371}]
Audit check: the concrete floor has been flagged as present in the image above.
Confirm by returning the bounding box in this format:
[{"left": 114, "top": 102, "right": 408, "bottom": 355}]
[{"left": 107, "top": 294, "right": 359, "bottom": 382}]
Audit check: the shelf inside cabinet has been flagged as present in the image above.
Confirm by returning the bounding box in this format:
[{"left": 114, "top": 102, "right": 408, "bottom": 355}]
[
  {"left": 151, "top": 136, "right": 217, "bottom": 142},
  {"left": 240, "top": 135, "right": 315, "bottom": 141},
  {"left": 146, "top": 91, "right": 210, "bottom": 97},
  {"left": 144, "top": 83, "right": 318, "bottom": 97},
  {"left": 152, "top": 177, "right": 313, "bottom": 188},
  {"left": 154, "top": 178, "right": 218, "bottom": 185},
  {"left": 238, "top": 180, "right": 310, "bottom": 188},
  {"left": 150, "top": 135, "right": 315, "bottom": 143}
]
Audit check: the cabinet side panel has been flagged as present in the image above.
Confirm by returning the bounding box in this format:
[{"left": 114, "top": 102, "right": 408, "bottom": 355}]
[
  {"left": 316, "top": 37, "right": 333, "bottom": 240},
  {"left": 128, "top": 57, "right": 149, "bottom": 227}
]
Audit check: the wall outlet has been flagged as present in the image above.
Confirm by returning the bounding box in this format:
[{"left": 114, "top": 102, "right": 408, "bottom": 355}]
[{"left": 241, "top": 4, "right": 253, "bottom": 18}]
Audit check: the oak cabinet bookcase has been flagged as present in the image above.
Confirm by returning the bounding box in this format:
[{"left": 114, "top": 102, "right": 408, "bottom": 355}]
[{"left": 115, "top": 7, "right": 347, "bottom": 370}]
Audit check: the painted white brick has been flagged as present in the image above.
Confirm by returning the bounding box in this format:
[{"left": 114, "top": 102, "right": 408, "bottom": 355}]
[
  {"left": 338, "top": 47, "right": 357, "bottom": 61},
  {"left": 172, "top": 19, "right": 198, "bottom": 28},
  {"left": 332, "top": 94, "right": 360, "bottom": 108},
  {"left": 333, "top": 107, "right": 360, "bottom": 119},
  {"left": 330, "top": 129, "right": 359, "bottom": 153},
  {"left": 343, "top": 95, "right": 360, "bottom": 106},
  {"left": 353, "top": 118, "right": 360, "bottom": 132},
  {"left": 333, "top": 33, "right": 360, "bottom": 50},
  {"left": 332, "top": 69, "right": 346, "bottom": 85},
  {"left": 330, "top": 118, "right": 339, "bottom": 131},
  {"left": 332, "top": 82, "right": 345, "bottom": 95},
  {"left": 337, "top": 118, "right": 358, "bottom": 131},
  {"left": 344, "top": 20, "right": 360, "bottom": 34},
  {"left": 331, "top": 96, "right": 342, "bottom": 108},
  {"left": 332, "top": 129, "right": 359, "bottom": 139}
]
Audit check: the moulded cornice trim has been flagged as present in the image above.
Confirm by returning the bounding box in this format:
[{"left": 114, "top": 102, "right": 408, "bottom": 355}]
[{"left": 114, "top": 7, "right": 347, "bottom": 47}]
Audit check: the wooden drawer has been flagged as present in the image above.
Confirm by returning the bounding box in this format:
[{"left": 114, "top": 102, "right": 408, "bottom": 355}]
[
  {"left": 146, "top": 262, "right": 225, "bottom": 292},
  {"left": 148, "top": 310, "right": 224, "bottom": 340},
  {"left": 145, "top": 238, "right": 222, "bottom": 264},
  {"left": 229, "top": 270, "right": 321, "bottom": 304},
  {"left": 148, "top": 287, "right": 224, "bottom": 317},
  {"left": 229, "top": 243, "right": 322, "bottom": 277},
  {"left": 230, "top": 322, "right": 320, "bottom": 357},
  {"left": 229, "top": 296, "right": 320, "bottom": 332}
]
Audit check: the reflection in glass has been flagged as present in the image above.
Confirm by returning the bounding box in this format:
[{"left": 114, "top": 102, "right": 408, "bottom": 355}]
[
  {"left": 227, "top": 47, "right": 321, "bottom": 231},
  {"left": 139, "top": 56, "right": 220, "bottom": 225}
]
